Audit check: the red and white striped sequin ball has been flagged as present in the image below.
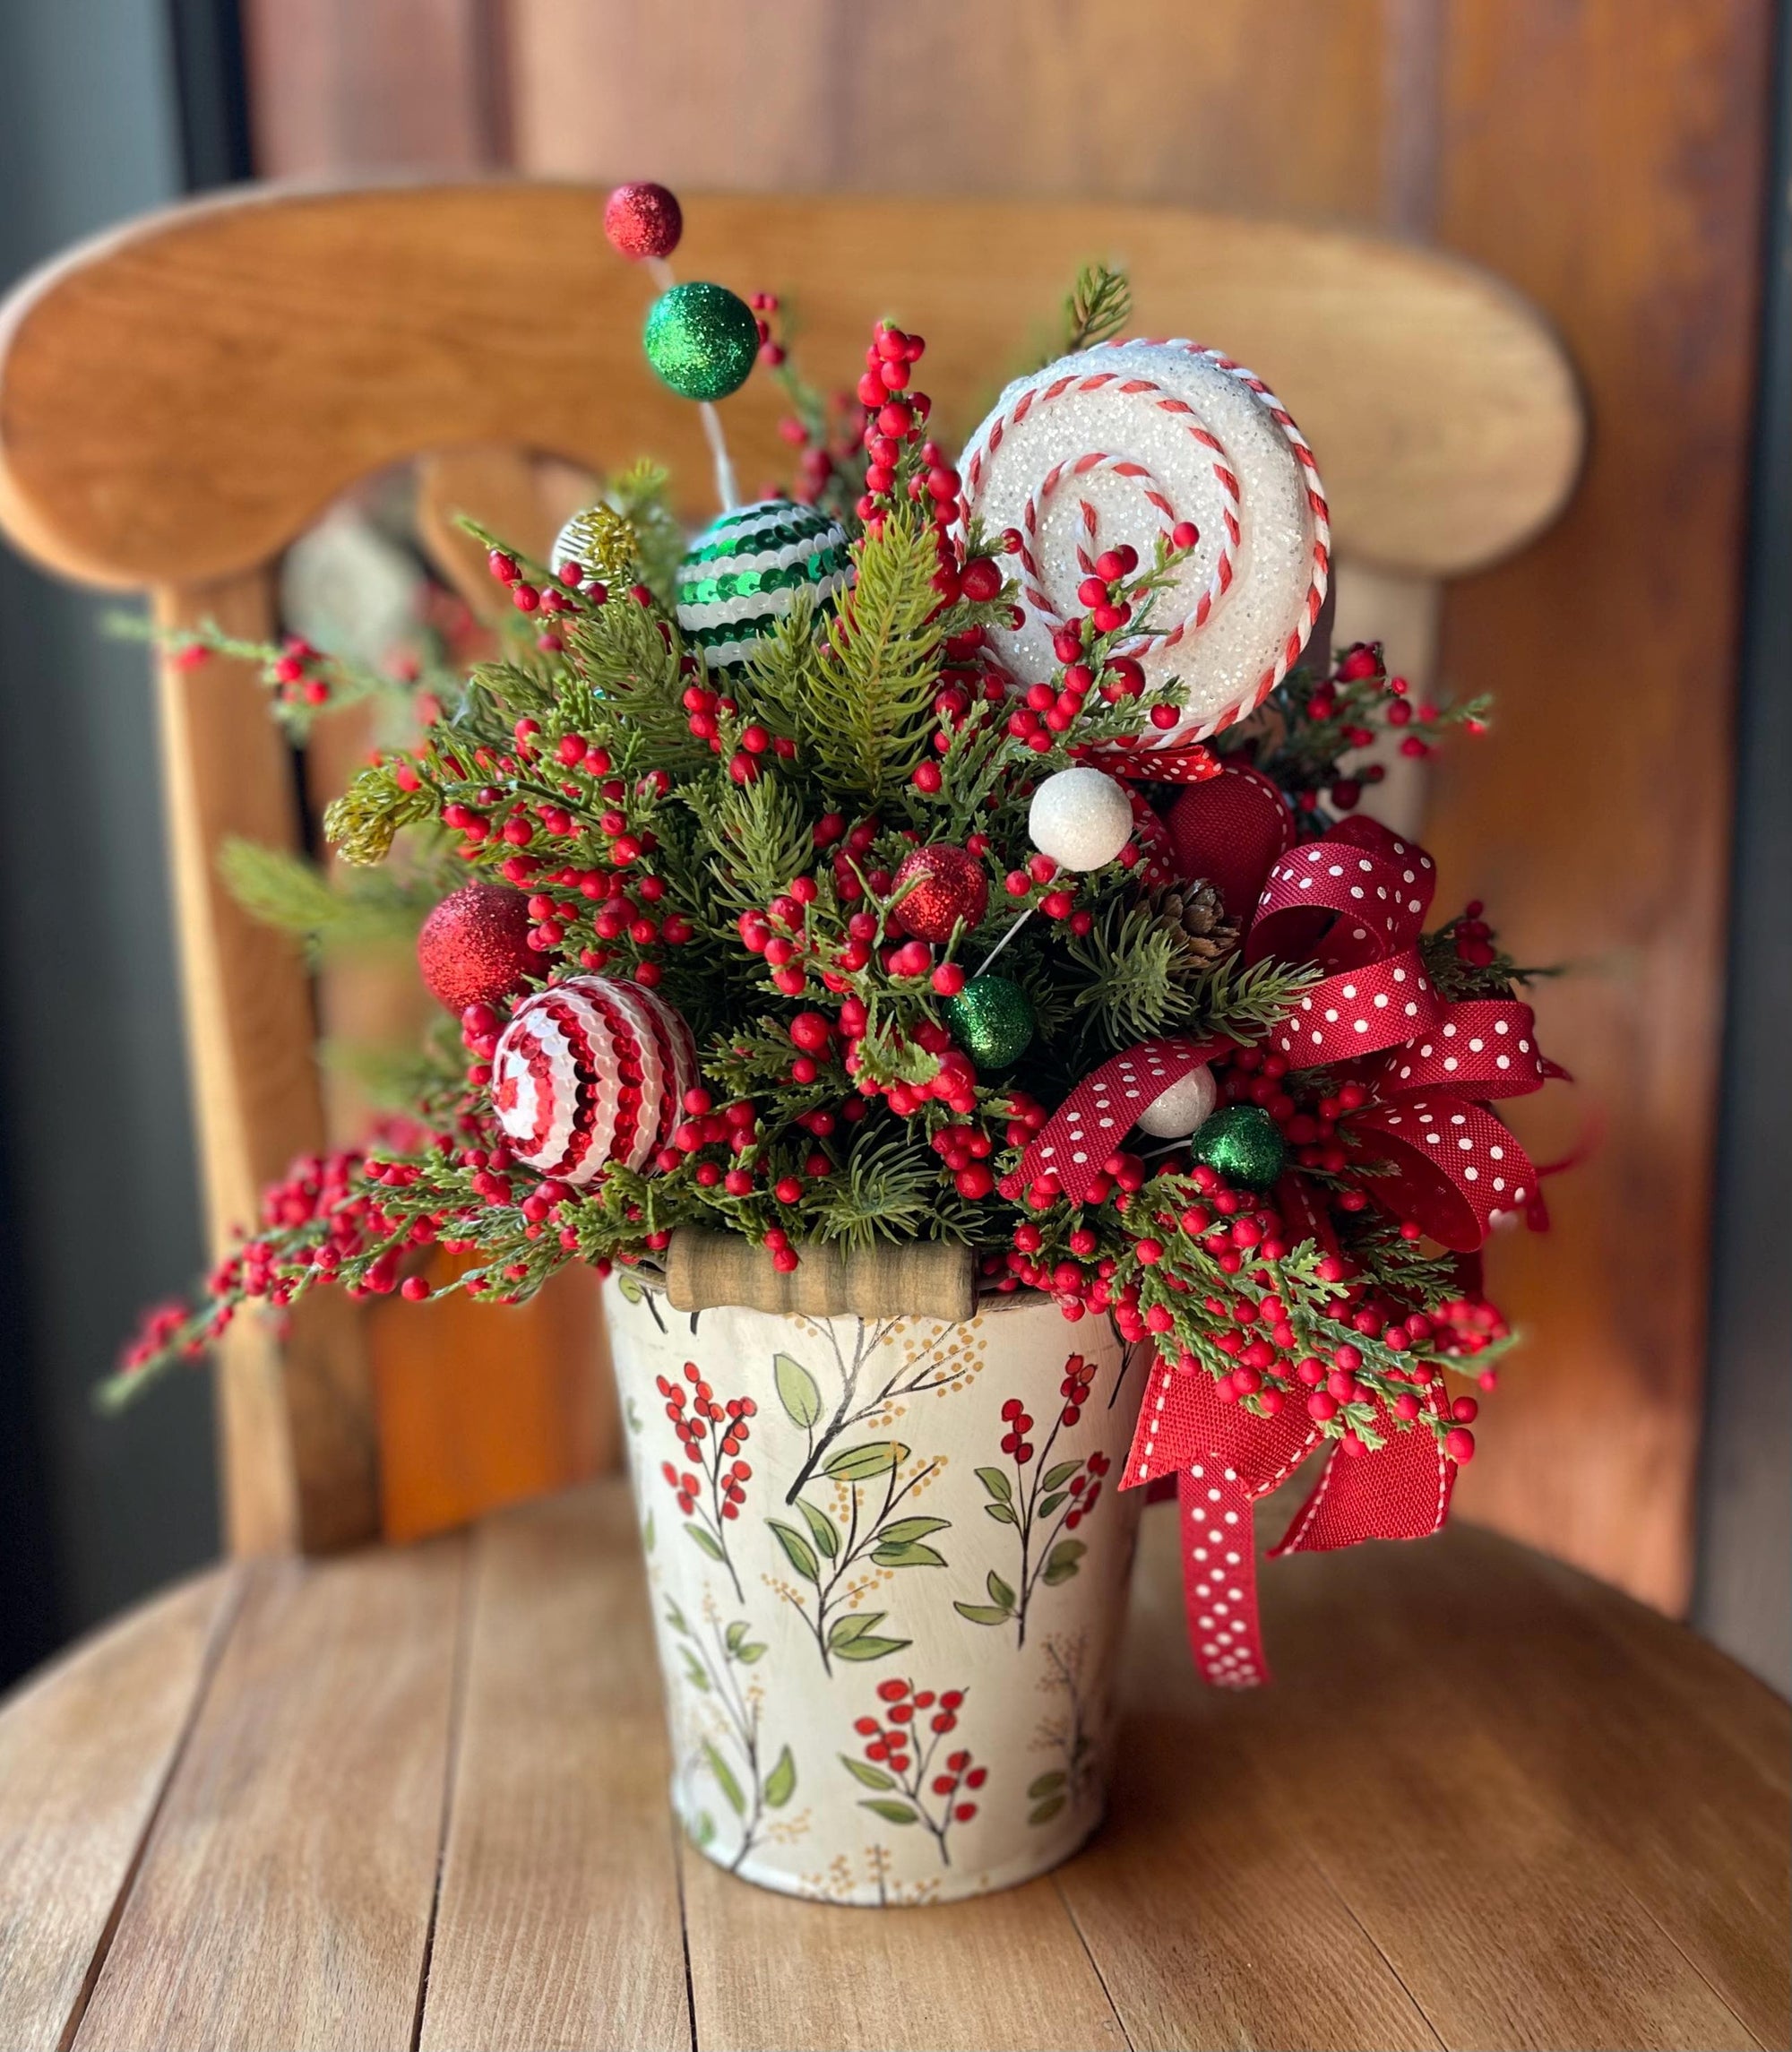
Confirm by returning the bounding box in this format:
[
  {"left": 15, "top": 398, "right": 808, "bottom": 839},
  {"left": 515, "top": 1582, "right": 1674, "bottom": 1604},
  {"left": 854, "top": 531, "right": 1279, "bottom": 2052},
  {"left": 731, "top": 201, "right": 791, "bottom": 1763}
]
[{"left": 489, "top": 977, "right": 697, "bottom": 1186}]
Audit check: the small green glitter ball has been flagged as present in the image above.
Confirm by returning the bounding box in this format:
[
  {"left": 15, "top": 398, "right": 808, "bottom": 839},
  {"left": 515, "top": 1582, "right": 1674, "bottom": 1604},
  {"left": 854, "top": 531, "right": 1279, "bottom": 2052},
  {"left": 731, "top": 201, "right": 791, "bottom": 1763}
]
[
  {"left": 1188, "top": 1104, "right": 1288, "bottom": 1192},
  {"left": 943, "top": 974, "right": 1036, "bottom": 1069},
  {"left": 642, "top": 281, "right": 760, "bottom": 401}
]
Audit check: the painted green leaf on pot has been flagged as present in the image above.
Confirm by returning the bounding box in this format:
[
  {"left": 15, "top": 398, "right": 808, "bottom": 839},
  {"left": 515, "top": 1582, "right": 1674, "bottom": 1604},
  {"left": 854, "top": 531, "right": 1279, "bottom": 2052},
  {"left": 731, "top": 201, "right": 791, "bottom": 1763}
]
[
  {"left": 767, "top": 1520, "right": 821, "bottom": 1583},
  {"left": 952, "top": 1601, "right": 1012, "bottom": 1625},
  {"left": 685, "top": 1522, "right": 725, "bottom": 1563},
  {"left": 831, "top": 1631, "right": 910, "bottom": 1660},
  {"left": 822, "top": 1440, "right": 908, "bottom": 1482},
  {"left": 859, "top": 1798, "right": 921, "bottom": 1825},
  {"left": 870, "top": 1539, "right": 946, "bottom": 1569},
  {"left": 984, "top": 1502, "right": 1017, "bottom": 1525},
  {"left": 774, "top": 1352, "right": 823, "bottom": 1429},
  {"left": 840, "top": 1754, "right": 897, "bottom": 1789},
  {"left": 1038, "top": 1491, "right": 1068, "bottom": 1519},
  {"left": 1041, "top": 1460, "right": 1081, "bottom": 1491},
  {"left": 736, "top": 1640, "right": 768, "bottom": 1663},
  {"left": 642, "top": 1509, "right": 655, "bottom": 1552},
  {"left": 1028, "top": 1771, "right": 1068, "bottom": 1798},
  {"left": 797, "top": 1498, "right": 840, "bottom": 1558},
  {"left": 1042, "top": 1539, "right": 1087, "bottom": 1584},
  {"left": 702, "top": 1740, "right": 745, "bottom": 1816},
  {"left": 1029, "top": 1794, "right": 1067, "bottom": 1826},
  {"left": 763, "top": 1746, "right": 797, "bottom": 1808},
  {"left": 680, "top": 1651, "right": 710, "bottom": 1692},
  {"left": 691, "top": 1811, "right": 715, "bottom": 1849},
  {"left": 975, "top": 1465, "right": 1014, "bottom": 1503},
  {"left": 827, "top": 1612, "right": 909, "bottom": 1662},
  {"left": 987, "top": 1569, "right": 1018, "bottom": 1609},
  {"left": 876, "top": 1515, "right": 949, "bottom": 1546}
]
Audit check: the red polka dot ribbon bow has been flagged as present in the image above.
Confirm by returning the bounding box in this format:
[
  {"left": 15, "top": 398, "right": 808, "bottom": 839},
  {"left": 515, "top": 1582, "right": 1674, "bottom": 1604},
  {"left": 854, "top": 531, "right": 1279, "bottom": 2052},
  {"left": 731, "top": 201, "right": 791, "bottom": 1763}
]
[
  {"left": 1245, "top": 813, "right": 1557, "bottom": 1250},
  {"left": 1147, "top": 807, "right": 1560, "bottom": 1685},
  {"left": 1003, "top": 785, "right": 1562, "bottom": 1687}
]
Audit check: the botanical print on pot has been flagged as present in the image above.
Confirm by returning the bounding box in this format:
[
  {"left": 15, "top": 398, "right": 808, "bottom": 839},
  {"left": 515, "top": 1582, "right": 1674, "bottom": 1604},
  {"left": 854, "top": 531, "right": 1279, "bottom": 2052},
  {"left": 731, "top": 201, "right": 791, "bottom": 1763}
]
[{"left": 606, "top": 1275, "right": 1147, "bottom": 1905}]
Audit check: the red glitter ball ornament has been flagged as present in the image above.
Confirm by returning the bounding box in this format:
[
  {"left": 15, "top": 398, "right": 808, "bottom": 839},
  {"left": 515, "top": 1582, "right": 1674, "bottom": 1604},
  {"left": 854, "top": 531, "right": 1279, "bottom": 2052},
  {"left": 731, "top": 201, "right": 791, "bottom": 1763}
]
[
  {"left": 417, "top": 884, "right": 538, "bottom": 1013},
  {"left": 891, "top": 845, "right": 989, "bottom": 944},
  {"left": 603, "top": 182, "right": 683, "bottom": 262}
]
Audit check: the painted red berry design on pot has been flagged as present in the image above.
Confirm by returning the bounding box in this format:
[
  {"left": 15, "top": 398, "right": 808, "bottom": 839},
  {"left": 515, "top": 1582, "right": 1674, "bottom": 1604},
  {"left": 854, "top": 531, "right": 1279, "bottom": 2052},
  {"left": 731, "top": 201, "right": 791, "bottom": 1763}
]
[
  {"left": 658, "top": 1361, "right": 755, "bottom": 1599},
  {"left": 956, "top": 1353, "right": 1113, "bottom": 1643},
  {"left": 840, "top": 1677, "right": 985, "bottom": 1865}
]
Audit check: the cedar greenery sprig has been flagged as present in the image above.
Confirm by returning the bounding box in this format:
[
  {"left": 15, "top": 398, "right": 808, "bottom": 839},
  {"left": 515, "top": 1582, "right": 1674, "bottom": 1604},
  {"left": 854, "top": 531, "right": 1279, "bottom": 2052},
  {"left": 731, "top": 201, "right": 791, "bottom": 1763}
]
[{"left": 1062, "top": 262, "right": 1133, "bottom": 354}]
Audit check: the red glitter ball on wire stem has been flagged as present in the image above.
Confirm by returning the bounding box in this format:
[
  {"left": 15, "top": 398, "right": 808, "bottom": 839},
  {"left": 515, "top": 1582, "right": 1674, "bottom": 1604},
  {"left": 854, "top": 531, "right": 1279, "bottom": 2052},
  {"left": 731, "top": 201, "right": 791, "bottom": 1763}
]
[
  {"left": 891, "top": 844, "right": 989, "bottom": 944},
  {"left": 604, "top": 182, "right": 683, "bottom": 262},
  {"left": 416, "top": 884, "right": 538, "bottom": 1013}
]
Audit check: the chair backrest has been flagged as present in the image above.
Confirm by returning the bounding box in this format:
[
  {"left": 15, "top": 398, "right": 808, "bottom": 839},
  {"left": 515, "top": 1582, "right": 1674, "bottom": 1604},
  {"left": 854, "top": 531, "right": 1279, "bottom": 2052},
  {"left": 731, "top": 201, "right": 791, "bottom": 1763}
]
[{"left": 0, "top": 182, "right": 1584, "bottom": 1556}]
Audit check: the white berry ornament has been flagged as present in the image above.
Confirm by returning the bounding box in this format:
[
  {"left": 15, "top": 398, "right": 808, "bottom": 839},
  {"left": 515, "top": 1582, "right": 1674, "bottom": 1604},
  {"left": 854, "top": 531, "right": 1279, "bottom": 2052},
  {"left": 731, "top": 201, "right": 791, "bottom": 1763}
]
[
  {"left": 958, "top": 341, "right": 1331, "bottom": 746},
  {"left": 1029, "top": 766, "right": 1134, "bottom": 871},
  {"left": 1135, "top": 1063, "right": 1219, "bottom": 1139},
  {"left": 490, "top": 977, "right": 696, "bottom": 1185}
]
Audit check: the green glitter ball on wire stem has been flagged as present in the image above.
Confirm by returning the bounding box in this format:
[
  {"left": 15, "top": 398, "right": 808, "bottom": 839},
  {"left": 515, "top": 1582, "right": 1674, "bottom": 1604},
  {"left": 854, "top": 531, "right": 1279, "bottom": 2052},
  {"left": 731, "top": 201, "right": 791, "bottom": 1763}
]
[
  {"left": 942, "top": 975, "right": 1035, "bottom": 1069},
  {"left": 642, "top": 281, "right": 760, "bottom": 401},
  {"left": 1188, "top": 1104, "right": 1288, "bottom": 1193}
]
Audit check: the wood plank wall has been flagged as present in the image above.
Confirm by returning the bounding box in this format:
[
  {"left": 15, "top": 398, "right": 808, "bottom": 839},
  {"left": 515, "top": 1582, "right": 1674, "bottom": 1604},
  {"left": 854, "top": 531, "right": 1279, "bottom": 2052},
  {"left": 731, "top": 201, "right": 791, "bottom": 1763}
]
[{"left": 243, "top": 0, "right": 1774, "bottom": 1613}]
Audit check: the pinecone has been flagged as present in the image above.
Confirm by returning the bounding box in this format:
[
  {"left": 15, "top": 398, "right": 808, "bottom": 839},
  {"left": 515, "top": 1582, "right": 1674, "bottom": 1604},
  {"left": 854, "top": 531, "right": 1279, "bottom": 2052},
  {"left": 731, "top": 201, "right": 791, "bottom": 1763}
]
[{"left": 1160, "top": 882, "right": 1239, "bottom": 964}]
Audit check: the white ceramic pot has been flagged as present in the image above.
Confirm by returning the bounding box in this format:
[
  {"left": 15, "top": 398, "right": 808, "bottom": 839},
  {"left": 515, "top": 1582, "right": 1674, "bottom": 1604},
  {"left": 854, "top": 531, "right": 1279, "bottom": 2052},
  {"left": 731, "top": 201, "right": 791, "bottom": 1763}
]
[{"left": 603, "top": 1276, "right": 1147, "bottom": 1906}]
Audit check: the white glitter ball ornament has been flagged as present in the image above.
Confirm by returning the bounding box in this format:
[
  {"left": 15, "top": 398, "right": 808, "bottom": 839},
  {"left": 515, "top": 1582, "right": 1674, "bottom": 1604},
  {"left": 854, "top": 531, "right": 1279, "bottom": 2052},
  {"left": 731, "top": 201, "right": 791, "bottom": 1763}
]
[
  {"left": 490, "top": 977, "right": 697, "bottom": 1186},
  {"left": 958, "top": 341, "right": 1331, "bottom": 746},
  {"left": 1029, "top": 766, "right": 1134, "bottom": 871},
  {"left": 1136, "top": 1063, "right": 1219, "bottom": 1139}
]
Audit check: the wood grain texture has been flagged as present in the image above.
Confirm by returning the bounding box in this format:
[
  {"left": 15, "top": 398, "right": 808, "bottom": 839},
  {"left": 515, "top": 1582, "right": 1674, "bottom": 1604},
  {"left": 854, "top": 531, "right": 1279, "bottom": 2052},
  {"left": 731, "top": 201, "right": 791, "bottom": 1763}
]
[
  {"left": 417, "top": 1485, "right": 690, "bottom": 2051},
  {"left": 0, "top": 1571, "right": 237, "bottom": 2052},
  {"left": 1058, "top": 1520, "right": 1444, "bottom": 2052},
  {"left": 0, "top": 1484, "right": 1782, "bottom": 2052},
  {"left": 73, "top": 1540, "right": 464, "bottom": 2051},
  {"left": 664, "top": 1228, "right": 977, "bottom": 1321},
  {"left": 415, "top": 444, "right": 567, "bottom": 621},
  {"left": 0, "top": 185, "right": 1581, "bottom": 592},
  {"left": 1425, "top": 0, "right": 1776, "bottom": 1610},
  {"left": 155, "top": 574, "right": 379, "bottom": 1556},
  {"left": 244, "top": 0, "right": 507, "bottom": 177},
  {"left": 679, "top": 1849, "right": 1130, "bottom": 2052},
  {"left": 1228, "top": 1505, "right": 1782, "bottom": 2052},
  {"left": 369, "top": 1258, "right": 617, "bottom": 1546},
  {"left": 512, "top": 0, "right": 1391, "bottom": 222}
]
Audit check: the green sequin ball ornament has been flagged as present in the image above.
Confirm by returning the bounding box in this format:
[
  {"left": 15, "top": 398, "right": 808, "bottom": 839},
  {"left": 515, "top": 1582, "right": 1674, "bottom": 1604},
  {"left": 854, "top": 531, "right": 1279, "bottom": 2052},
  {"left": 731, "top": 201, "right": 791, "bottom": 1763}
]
[
  {"left": 676, "top": 498, "right": 851, "bottom": 673},
  {"left": 1188, "top": 1103, "right": 1288, "bottom": 1192},
  {"left": 642, "top": 281, "right": 760, "bottom": 401},
  {"left": 943, "top": 974, "right": 1035, "bottom": 1069}
]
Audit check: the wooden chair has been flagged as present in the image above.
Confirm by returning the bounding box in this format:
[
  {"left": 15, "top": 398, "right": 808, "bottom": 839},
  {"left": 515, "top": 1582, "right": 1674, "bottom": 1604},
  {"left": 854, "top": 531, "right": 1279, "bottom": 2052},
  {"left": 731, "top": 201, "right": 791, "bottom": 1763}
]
[{"left": 0, "top": 183, "right": 1583, "bottom": 1557}]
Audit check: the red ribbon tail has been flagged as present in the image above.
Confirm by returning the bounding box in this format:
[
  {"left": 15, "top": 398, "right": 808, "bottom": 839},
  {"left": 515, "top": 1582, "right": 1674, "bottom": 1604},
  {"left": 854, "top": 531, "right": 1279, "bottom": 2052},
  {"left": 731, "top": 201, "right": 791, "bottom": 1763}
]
[
  {"left": 1179, "top": 1465, "right": 1271, "bottom": 1687},
  {"left": 1272, "top": 1398, "right": 1455, "bottom": 1556}
]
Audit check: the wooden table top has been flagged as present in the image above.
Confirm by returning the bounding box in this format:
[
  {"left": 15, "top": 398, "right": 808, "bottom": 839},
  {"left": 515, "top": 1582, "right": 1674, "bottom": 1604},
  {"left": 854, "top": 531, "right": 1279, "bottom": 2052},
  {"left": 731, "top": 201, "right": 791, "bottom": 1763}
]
[{"left": 0, "top": 1479, "right": 1784, "bottom": 2052}]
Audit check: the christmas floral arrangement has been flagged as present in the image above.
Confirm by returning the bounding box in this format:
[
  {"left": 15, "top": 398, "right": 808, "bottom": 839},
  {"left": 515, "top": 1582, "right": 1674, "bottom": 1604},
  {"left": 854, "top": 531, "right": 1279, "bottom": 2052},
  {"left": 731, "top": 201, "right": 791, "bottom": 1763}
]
[{"left": 120, "top": 182, "right": 1562, "bottom": 1705}]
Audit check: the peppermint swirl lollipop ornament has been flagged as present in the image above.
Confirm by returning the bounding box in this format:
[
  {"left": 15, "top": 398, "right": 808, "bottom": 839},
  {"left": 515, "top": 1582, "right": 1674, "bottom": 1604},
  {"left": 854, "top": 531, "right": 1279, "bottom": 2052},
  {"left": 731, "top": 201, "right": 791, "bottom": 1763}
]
[
  {"left": 958, "top": 341, "right": 1331, "bottom": 745},
  {"left": 490, "top": 977, "right": 697, "bottom": 1186}
]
